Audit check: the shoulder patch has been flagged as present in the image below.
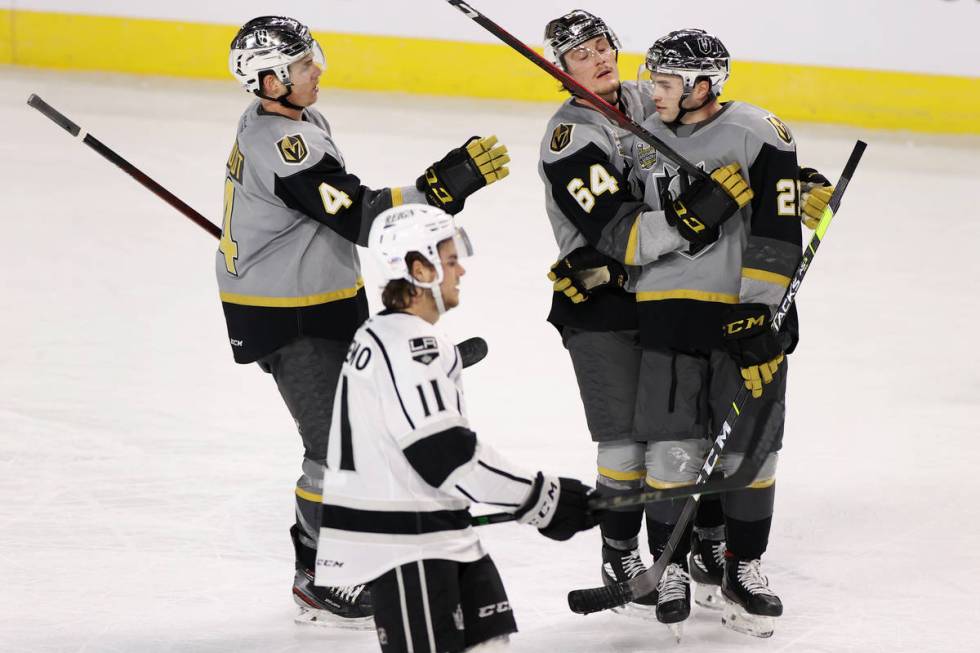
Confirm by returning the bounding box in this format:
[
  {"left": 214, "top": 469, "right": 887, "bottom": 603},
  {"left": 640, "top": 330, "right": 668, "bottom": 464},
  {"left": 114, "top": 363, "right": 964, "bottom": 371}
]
[
  {"left": 409, "top": 336, "right": 440, "bottom": 365},
  {"left": 636, "top": 143, "right": 658, "bottom": 170},
  {"left": 276, "top": 133, "right": 309, "bottom": 165},
  {"left": 765, "top": 115, "right": 793, "bottom": 145},
  {"left": 550, "top": 123, "right": 574, "bottom": 153}
]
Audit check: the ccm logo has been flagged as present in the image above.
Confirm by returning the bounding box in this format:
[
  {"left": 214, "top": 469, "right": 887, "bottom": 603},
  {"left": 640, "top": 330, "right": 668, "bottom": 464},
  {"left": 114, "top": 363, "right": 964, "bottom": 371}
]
[{"left": 477, "top": 601, "right": 511, "bottom": 618}]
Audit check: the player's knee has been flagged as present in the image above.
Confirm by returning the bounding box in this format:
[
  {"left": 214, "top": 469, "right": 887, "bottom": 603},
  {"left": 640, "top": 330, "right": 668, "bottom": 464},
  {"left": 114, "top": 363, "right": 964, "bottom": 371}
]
[
  {"left": 720, "top": 452, "right": 779, "bottom": 487},
  {"left": 596, "top": 440, "right": 645, "bottom": 489},
  {"left": 644, "top": 439, "right": 708, "bottom": 488}
]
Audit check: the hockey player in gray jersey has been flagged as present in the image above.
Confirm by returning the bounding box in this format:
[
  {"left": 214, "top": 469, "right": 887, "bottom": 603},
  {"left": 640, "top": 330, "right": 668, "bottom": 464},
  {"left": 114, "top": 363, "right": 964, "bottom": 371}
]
[
  {"left": 317, "top": 204, "right": 598, "bottom": 652},
  {"left": 218, "top": 16, "right": 509, "bottom": 627},
  {"left": 536, "top": 11, "right": 729, "bottom": 626},
  {"left": 611, "top": 29, "right": 808, "bottom": 637}
]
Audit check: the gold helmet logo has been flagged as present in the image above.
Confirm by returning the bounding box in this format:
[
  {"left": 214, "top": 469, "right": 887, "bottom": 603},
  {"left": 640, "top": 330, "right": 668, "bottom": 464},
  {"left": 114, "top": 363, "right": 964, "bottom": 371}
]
[{"left": 276, "top": 133, "right": 309, "bottom": 164}]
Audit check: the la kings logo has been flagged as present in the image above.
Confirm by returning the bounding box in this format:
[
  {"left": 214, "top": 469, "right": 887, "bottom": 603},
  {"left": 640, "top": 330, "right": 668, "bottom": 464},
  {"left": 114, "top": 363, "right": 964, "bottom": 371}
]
[
  {"left": 409, "top": 336, "right": 439, "bottom": 365},
  {"left": 276, "top": 133, "right": 309, "bottom": 164}
]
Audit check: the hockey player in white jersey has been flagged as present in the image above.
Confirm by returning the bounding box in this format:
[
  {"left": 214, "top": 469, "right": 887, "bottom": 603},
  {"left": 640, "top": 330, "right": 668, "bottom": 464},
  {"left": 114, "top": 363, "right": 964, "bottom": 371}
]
[
  {"left": 219, "top": 16, "right": 509, "bottom": 627},
  {"left": 316, "top": 204, "right": 599, "bottom": 652}
]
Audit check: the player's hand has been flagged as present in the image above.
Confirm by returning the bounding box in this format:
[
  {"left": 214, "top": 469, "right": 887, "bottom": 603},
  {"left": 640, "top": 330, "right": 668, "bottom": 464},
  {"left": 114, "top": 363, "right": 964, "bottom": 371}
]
[
  {"left": 665, "top": 163, "right": 753, "bottom": 246},
  {"left": 548, "top": 246, "right": 627, "bottom": 304},
  {"left": 417, "top": 135, "right": 510, "bottom": 214},
  {"left": 799, "top": 166, "right": 834, "bottom": 230},
  {"left": 515, "top": 472, "right": 599, "bottom": 541},
  {"left": 721, "top": 303, "right": 784, "bottom": 399}
]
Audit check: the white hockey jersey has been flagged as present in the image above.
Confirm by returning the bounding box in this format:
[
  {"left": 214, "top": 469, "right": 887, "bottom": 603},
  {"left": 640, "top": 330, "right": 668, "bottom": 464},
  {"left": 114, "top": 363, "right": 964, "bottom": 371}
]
[{"left": 315, "top": 310, "right": 537, "bottom": 586}]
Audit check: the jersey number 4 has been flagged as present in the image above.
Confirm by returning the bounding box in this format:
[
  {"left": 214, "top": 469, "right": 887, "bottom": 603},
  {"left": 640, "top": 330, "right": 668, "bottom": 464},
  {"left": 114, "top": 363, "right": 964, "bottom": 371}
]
[
  {"left": 219, "top": 179, "right": 239, "bottom": 275},
  {"left": 566, "top": 164, "right": 619, "bottom": 213}
]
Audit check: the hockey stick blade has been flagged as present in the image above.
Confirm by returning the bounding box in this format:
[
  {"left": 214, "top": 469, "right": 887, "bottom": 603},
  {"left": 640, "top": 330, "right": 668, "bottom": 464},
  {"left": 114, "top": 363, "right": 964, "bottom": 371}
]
[
  {"left": 442, "top": 0, "right": 708, "bottom": 181},
  {"left": 567, "top": 141, "right": 867, "bottom": 615},
  {"left": 458, "top": 337, "right": 488, "bottom": 369}
]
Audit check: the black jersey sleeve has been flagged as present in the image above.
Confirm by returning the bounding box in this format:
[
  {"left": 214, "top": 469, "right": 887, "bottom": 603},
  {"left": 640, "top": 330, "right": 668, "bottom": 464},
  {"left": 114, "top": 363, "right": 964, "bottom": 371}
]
[
  {"left": 741, "top": 141, "right": 803, "bottom": 307},
  {"left": 274, "top": 152, "right": 411, "bottom": 246}
]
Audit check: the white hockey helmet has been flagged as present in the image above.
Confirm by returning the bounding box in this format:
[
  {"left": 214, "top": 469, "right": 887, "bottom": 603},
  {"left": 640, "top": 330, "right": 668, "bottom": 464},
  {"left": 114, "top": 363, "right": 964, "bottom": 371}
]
[
  {"left": 229, "top": 16, "right": 325, "bottom": 94},
  {"left": 369, "top": 204, "right": 473, "bottom": 312},
  {"left": 543, "top": 10, "right": 621, "bottom": 71}
]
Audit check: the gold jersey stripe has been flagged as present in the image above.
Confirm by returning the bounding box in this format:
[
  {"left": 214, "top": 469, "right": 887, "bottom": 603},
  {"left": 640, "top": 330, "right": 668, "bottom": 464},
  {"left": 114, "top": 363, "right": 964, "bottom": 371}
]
[
  {"left": 220, "top": 278, "right": 364, "bottom": 308},
  {"left": 742, "top": 267, "right": 791, "bottom": 288},
  {"left": 295, "top": 487, "right": 322, "bottom": 503},
  {"left": 624, "top": 213, "right": 641, "bottom": 266},
  {"left": 597, "top": 466, "right": 646, "bottom": 482},
  {"left": 636, "top": 289, "right": 739, "bottom": 303},
  {"left": 748, "top": 478, "right": 775, "bottom": 489},
  {"left": 645, "top": 477, "right": 695, "bottom": 490},
  {"left": 390, "top": 186, "right": 403, "bottom": 207}
]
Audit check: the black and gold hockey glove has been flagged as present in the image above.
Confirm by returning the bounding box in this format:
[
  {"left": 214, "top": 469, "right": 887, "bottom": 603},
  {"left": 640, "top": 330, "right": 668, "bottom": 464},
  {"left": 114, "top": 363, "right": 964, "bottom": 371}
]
[
  {"left": 548, "top": 246, "right": 627, "bottom": 304},
  {"left": 417, "top": 135, "right": 510, "bottom": 214},
  {"left": 799, "top": 166, "right": 834, "bottom": 230},
  {"left": 665, "top": 163, "right": 753, "bottom": 246},
  {"left": 721, "top": 303, "right": 784, "bottom": 399}
]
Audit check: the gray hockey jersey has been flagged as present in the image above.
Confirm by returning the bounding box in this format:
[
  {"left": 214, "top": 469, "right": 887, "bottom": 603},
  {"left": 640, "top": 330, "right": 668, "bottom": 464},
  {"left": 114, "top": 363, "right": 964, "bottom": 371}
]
[
  {"left": 216, "top": 100, "right": 426, "bottom": 363},
  {"left": 538, "top": 81, "right": 686, "bottom": 332},
  {"left": 624, "top": 102, "right": 802, "bottom": 351}
]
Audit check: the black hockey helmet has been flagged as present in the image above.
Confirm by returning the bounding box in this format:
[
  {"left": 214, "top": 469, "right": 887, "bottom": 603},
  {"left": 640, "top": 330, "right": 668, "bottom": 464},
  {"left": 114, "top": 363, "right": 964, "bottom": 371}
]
[
  {"left": 644, "top": 28, "right": 730, "bottom": 97},
  {"left": 543, "top": 10, "right": 621, "bottom": 71}
]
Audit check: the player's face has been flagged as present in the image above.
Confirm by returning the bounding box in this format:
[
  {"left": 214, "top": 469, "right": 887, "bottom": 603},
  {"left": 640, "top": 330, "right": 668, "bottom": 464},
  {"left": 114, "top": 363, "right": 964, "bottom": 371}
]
[
  {"left": 286, "top": 53, "right": 323, "bottom": 107},
  {"left": 437, "top": 239, "right": 465, "bottom": 310},
  {"left": 650, "top": 73, "right": 685, "bottom": 122},
  {"left": 564, "top": 36, "right": 619, "bottom": 98}
]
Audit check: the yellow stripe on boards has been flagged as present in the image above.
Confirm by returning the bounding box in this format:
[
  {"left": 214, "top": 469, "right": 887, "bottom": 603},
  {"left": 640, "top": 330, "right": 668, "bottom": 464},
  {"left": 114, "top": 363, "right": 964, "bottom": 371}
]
[
  {"left": 295, "top": 487, "right": 322, "bottom": 503},
  {"left": 0, "top": 10, "right": 12, "bottom": 64},
  {"left": 597, "top": 467, "right": 646, "bottom": 482},
  {"left": 4, "top": 10, "right": 979, "bottom": 134},
  {"left": 636, "top": 289, "right": 739, "bottom": 303},
  {"left": 220, "top": 279, "right": 364, "bottom": 308}
]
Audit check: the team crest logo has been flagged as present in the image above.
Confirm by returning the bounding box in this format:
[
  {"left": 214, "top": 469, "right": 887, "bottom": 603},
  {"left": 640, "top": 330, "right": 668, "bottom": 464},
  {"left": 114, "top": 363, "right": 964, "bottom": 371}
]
[
  {"left": 637, "top": 143, "right": 658, "bottom": 170},
  {"left": 409, "top": 336, "right": 440, "bottom": 365},
  {"left": 276, "top": 133, "right": 308, "bottom": 164},
  {"left": 765, "top": 115, "right": 793, "bottom": 145},
  {"left": 550, "top": 123, "right": 574, "bottom": 153}
]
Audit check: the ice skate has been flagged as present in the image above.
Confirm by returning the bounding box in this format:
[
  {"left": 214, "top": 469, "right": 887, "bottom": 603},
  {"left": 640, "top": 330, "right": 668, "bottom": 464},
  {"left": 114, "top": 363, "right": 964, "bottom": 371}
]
[
  {"left": 292, "top": 567, "right": 374, "bottom": 629},
  {"left": 601, "top": 544, "right": 658, "bottom": 620},
  {"left": 656, "top": 561, "right": 692, "bottom": 642},
  {"left": 721, "top": 557, "right": 782, "bottom": 638},
  {"left": 689, "top": 530, "right": 726, "bottom": 611}
]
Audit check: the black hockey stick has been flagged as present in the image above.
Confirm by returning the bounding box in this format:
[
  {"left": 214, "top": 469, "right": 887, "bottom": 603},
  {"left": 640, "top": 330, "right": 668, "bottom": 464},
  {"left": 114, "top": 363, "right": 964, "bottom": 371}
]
[
  {"left": 442, "top": 0, "right": 709, "bottom": 181},
  {"left": 27, "top": 94, "right": 222, "bottom": 239},
  {"left": 566, "top": 140, "right": 868, "bottom": 615}
]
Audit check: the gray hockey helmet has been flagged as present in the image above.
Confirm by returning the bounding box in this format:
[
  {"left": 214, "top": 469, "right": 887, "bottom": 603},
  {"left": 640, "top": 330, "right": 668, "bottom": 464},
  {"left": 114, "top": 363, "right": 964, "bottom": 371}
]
[
  {"left": 543, "top": 10, "right": 621, "bottom": 71},
  {"left": 644, "top": 28, "right": 730, "bottom": 97},
  {"left": 229, "top": 16, "right": 325, "bottom": 93}
]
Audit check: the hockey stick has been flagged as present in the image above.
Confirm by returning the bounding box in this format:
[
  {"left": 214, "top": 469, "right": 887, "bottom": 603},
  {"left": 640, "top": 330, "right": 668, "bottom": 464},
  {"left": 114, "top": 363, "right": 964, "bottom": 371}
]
[
  {"left": 566, "top": 140, "right": 867, "bottom": 615},
  {"left": 27, "top": 94, "right": 221, "bottom": 239},
  {"left": 442, "top": 0, "right": 709, "bottom": 181}
]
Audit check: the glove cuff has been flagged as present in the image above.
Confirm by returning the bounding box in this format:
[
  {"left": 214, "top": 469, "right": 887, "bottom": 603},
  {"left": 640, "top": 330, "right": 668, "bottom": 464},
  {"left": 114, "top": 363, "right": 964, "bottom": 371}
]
[{"left": 514, "top": 472, "right": 560, "bottom": 529}]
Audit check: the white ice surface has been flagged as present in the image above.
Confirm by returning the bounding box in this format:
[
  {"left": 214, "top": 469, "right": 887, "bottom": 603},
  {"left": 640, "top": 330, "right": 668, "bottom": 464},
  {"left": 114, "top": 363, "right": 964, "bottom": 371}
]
[{"left": 2, "top": 66, "right": 980, "bottom": 652}]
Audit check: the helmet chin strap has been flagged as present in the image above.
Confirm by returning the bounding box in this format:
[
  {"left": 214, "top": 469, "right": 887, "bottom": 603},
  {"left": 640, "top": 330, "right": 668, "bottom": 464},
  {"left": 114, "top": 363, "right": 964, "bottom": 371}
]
[
  {"left": 669, "top": 91, "right": 714, "bottom": 125},
  {"left": 255, "top": 86, "right": 305, "bottom": 112}
]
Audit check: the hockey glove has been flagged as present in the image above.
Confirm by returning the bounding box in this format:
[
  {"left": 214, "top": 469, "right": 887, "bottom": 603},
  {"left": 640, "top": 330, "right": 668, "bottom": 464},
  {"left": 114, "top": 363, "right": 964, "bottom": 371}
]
[
  {"left": 548, "top": 246, "right": 627, "bottom": 304},
  {"left": 417, "top": 135, "right": 510, "bottom": 215},
  {"left": 665, "top": 163, "right": 753, "bottom": 246},
  {"left": 721, "top": 303, "right": 785, "bottom": 399},
  {"left": 515, "top": 472, "right": 599, "bottom": 541},
  {"left": 799, "top": 166, "right": 834, "bottom": 230}
]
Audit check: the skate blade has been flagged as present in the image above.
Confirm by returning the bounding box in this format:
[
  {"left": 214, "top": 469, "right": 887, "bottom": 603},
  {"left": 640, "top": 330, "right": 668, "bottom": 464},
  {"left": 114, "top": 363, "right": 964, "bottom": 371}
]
[
  {"left": 294, "top": 606, "right": 374, "bottom": 630},
  {"left": 610, "top": 602, "right": 660, "bottom": 622},
  {"left": 694, "top": 583, "right": 724, "bottom": 611},
  {"left": 721, "top": 601, "right": 774, "bottom": 638},
  {"left": 665, "top": 621, "right": 684, "bottom": 643}
]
